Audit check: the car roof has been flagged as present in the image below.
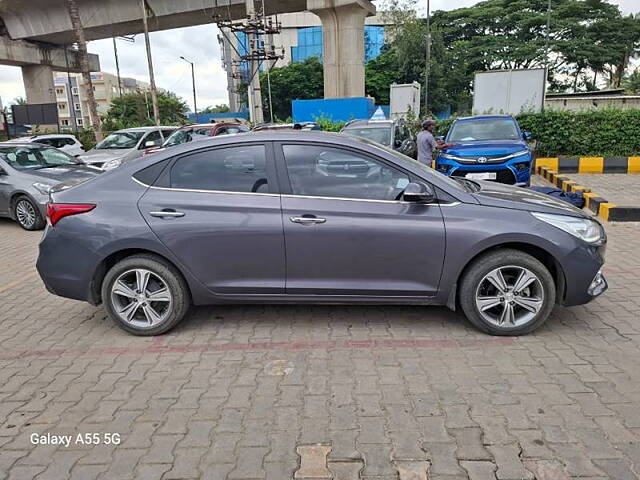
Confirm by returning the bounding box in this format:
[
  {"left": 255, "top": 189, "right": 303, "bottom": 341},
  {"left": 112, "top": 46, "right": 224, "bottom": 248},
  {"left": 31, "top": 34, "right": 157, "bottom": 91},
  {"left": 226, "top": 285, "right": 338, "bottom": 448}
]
[
  {"left": 114, "top": 126, "right": 177, "bottom": 133},
  {"left": 454, "top": 115, "right": 515, "bottom": 122},
  {"left": 343, "top": 119, "right": 395, "bottom": 128},
  {"left": 30, "top": 133, "right": 76, "bottom": 138},
  {"left": 0, "top": 142, "right": 45, "bottom": 147}
]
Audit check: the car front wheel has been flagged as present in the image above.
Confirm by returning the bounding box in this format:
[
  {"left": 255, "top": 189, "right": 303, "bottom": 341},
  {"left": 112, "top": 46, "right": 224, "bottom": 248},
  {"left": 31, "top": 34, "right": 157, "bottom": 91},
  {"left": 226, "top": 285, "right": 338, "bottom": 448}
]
[
  {"left": 101, "top": 254, "right": 191, "bottom": 335},
  {"left": 459, "top": 249, "right": 556, "bottom": 335}
]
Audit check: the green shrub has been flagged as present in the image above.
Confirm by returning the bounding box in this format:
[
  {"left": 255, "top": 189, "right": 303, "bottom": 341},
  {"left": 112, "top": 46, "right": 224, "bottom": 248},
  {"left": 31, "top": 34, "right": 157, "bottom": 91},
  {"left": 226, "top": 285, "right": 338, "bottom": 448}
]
[
  {"left": 314, "top": 116, "right": 346, "bottom": 132},
  {"left": 518, "top": 108, "right": 640, "bottom": 157}
]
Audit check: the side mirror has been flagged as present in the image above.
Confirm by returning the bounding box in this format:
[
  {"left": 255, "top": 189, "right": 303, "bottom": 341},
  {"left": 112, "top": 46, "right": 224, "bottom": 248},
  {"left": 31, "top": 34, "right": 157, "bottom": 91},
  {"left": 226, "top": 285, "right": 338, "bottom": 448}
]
[
  {"left": 523, "top": 131, "right": 532, "bottom": 140},
  {"left": 0, "top": 167, "right": 7, "bottom": 176},
  {"left": 403, "top": 182, "right": 435, "bottom": 203},
  {"left": 436, "top": 136, "right": 445, "bottom": 142},
  {"left": 145, "top": 140, "right": 158, "bottom": 147}
]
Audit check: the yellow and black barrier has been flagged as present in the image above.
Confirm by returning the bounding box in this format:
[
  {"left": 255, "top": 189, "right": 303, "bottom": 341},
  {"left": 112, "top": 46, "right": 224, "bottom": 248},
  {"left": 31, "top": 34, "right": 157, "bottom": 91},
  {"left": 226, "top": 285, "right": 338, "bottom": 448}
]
[
  {"left": 535, "top": 166, "right": 640, "bottom": 222},
  {"left": 535, "top": 156, "right": 640, "bottom": 174}
]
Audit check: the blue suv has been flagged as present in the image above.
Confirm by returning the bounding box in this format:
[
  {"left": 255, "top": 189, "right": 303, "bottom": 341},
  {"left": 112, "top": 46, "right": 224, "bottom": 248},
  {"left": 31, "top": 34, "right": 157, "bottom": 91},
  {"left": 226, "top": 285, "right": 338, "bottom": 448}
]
[{"left": 435, "top": 115, "right": 533, "bottom": 187}]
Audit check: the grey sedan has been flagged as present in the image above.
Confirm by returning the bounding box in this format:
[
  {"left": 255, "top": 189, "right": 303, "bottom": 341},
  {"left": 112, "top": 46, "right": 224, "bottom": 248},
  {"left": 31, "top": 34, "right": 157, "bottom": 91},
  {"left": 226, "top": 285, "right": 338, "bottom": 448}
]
[
  {"left": 36, "top": 132, "right": 607, "bottom": 336},
  {"left": 0, "top": 143, "right": 101, "bottom": 230}
]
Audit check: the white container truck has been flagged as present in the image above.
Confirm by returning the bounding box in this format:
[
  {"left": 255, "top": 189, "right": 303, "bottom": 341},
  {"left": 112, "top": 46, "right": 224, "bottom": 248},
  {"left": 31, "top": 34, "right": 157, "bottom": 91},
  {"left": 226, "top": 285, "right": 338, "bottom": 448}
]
[
  {"left": 390, "top": 82, "right": 421, "bottom": 119},
  {"left": 473, "top": 68, "right": 546, "bottom": 115}
]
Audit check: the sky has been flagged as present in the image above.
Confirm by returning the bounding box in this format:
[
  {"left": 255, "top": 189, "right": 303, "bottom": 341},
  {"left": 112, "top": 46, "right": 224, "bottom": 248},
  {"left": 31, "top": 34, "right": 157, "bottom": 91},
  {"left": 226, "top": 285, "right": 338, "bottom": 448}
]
[{"left": 0, "top": 0, "right": 638, "bottom": 111}]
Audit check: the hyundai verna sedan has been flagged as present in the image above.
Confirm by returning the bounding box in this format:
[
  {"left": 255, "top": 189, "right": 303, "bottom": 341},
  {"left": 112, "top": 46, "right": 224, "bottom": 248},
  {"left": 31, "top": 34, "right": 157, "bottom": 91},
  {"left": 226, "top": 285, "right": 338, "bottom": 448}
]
[
  {"left": 435, "top": 115, "right": 533, "bottom": 186},
  {"left": 36, "top": 132, "right": 607, "bottom": 336},
  {"left": 0, "top": 143, "right": 100, "bottom": 230}
]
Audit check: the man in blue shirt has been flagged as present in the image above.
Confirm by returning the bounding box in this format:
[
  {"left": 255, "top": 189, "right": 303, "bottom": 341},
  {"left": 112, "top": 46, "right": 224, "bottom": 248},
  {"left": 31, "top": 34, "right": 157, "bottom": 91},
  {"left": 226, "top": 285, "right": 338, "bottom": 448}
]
[{"left": 417, "top": 120, "right": 450, "bottom": 165}]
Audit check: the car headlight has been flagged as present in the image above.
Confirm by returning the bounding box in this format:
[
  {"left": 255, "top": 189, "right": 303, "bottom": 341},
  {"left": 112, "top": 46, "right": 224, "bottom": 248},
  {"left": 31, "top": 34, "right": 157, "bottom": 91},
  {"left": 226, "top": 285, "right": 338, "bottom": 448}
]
[
  {"left": 32, "top": 182, "right": 54, "bottom": 195},
  {"left": 511, "top": 150, "right": 530, "bottom": 158},
  {"left": 439, "top": 153, "right": 456, "bottom": 160},
  {"left": 531, "top": 212, "right": 605, "bottom": 244},
  {"left": 102, "top": 159, "right": 122, "bottom": 171}
]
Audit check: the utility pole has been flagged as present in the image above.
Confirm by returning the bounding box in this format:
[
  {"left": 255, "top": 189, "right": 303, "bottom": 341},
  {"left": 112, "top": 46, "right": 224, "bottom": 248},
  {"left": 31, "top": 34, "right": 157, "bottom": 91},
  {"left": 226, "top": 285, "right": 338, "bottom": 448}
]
[
  {"left": 424, "top": 0, "right": 431, "bottom": 115},
  {"left": 63, "top": 46, "right": 79, "bottom": 135},
  {"left": 112, "top": 37, "right": 123, "bottom": 97},
  {"left": 245, "top": 0, "right": 264, "bottom": 124},
  {"left": 66, "top": 0, "right": 103, "bottom": 141},
  {"left": 140, "top": 0, "right": 160, "bottom": 125},
  {"left": 180, "top": 56, "right": 198, "bottom": 123}
]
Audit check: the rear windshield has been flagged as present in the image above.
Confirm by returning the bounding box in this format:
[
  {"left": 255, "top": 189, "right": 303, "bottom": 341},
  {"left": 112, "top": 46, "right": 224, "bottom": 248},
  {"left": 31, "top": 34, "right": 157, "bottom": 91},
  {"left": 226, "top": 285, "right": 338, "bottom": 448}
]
[
  {"left": 95, "top": 131, "right": 145, "bottom": 149},
  {"left": 342, "top": 127, "right": 392, "bottom": 146},
  {"left": 448, "top": 118, "right": 520, "bottom": 142}
]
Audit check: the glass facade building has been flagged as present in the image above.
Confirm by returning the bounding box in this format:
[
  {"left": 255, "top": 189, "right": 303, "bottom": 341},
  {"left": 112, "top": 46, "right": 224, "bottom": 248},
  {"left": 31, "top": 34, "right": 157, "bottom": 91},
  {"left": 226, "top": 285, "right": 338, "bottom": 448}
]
[{"left": 291, "top": 25, "right": 385, "bottom": 63}]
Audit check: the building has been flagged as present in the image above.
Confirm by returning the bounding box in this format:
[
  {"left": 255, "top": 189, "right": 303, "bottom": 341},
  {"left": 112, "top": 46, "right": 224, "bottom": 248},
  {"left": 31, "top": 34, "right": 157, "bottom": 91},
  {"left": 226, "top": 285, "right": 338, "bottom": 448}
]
[
  {"left": 545, "top": 89, "right": 640, "bottom": 111},
  {"left": 219, "top": 12, "right": 389, "bottom": 111},
  {"left": 53, "top": 71, "right": 150, "bottom": 130}
]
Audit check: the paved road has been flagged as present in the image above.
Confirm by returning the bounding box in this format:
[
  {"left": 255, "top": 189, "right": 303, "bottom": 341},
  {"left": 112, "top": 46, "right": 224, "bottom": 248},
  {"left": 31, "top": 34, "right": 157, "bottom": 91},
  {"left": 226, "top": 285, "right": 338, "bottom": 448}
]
[
  {"left": 558, "top": 174, "right": 640, "bottom": 207},
  {"left": 1, "top": 210, "right": 640, "bottom": 480}
]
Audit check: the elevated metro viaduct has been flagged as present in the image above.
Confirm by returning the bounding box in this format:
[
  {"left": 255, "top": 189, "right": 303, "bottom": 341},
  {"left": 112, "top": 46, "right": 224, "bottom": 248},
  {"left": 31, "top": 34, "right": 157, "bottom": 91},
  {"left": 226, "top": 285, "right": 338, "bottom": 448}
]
[{"left": 0, "top": 0, "right": 375, "bottom": 105}]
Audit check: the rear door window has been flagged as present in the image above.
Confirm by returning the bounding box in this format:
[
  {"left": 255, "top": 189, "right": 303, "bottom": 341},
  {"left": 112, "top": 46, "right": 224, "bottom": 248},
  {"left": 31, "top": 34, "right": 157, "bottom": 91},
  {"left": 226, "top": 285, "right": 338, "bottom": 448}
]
[{"left": 170, "top": 145, "right": 270, "bottom": 194}]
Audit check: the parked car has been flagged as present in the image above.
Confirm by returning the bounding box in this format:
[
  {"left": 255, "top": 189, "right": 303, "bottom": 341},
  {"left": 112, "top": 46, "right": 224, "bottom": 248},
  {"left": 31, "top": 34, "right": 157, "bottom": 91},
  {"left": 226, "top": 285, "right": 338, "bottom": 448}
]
[
  {"left": 0, "top": 143, "right": 100, "bottom": 230},
  {"left": 252, "top": 122, "right": 320, "bottom": 132},
  {"left": 340, "top": 118, "right": 417, "bottom": 158},
  {"left": 144, "top": 122, "right": 250, "bottom": 156},
  {"left": 5, "top": 134, "right": 85, "bottom": 157},
  {"left": 78, "top": 126, "right": 177, "bottom": 170},
  {"left": 37, "top": 132, "right": 607, "bottom": 337},
  {"left": 435, "top": 115, "right": 533, "bottom": 186}
]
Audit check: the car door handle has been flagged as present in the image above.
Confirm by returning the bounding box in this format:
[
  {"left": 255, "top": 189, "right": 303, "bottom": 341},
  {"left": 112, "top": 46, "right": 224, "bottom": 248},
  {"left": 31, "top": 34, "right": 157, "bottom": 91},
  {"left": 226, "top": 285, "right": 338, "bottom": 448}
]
[
  {"left": 290, "top": 216, "right": 326, "bottom": 225},
  {"left": 149, "top": 210, "right": 185, "bottom": 218}
]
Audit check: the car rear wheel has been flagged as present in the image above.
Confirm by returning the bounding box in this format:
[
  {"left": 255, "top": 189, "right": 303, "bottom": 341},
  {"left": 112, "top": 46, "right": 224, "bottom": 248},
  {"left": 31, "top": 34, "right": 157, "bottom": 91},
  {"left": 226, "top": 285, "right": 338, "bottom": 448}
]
[
  {"left": 459, "top": 249, "right": 556, "bottom": 335},
  {"left": 14, "top": 196, "right": 45, "bottom": 231},
  {"left": 102, "top": 254, "right": 191, "bottom": 335}
]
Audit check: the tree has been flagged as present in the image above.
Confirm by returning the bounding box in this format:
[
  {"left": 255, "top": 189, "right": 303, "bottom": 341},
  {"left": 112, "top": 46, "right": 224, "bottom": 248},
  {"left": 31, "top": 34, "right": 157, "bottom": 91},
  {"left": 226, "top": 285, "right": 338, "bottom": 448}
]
[
  {"left": 12, "top": 97, "right": 27, "bottom": 105},
  {"left": 623, "top": 68, "right": 640, "bottom": 93},
  {"left": 373, "top": 0, "right": 640, "bottom": 115},
  {"left": 66, "top": 0, "right": 103, "bottom": 141},
  {"left": 102, "top": 90, "right": 188, "bottom": 131},
  {"left": 258, "top": 57, "right": 324, "bottom": 121},
  {"left": 201, "top": 104, "right": 231, "bottom": 113}
]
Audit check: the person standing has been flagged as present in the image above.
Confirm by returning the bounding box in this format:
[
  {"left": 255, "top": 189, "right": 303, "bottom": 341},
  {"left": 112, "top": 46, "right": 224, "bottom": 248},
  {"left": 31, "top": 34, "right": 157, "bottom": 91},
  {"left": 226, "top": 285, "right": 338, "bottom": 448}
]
[{"left": 416, "top": 119, "right": 450, "bottom": 165}]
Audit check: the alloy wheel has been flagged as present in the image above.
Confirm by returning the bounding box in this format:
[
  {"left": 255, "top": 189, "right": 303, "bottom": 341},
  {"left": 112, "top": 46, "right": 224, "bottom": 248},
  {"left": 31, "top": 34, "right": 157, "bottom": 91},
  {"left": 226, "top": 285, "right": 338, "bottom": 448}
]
[
  {"left": 15, "top": 200, "right": 36, "bottom": 229},
  {"left": 474, "top": 265, "right": 544, "bottom": 328},
  {"left": 110, "top": 269, "right": 173, "bottom": 328}
]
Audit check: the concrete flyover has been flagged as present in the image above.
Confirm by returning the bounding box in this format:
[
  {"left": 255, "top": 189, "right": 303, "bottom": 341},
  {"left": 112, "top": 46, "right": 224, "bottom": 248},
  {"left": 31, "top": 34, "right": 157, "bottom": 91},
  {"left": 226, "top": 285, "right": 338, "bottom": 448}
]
[
  {"left": 0, "top": 37, "right": 99, "bottom": 104},
  {"left": 0, "top": 0, "right": 374, "bottom": 106}
]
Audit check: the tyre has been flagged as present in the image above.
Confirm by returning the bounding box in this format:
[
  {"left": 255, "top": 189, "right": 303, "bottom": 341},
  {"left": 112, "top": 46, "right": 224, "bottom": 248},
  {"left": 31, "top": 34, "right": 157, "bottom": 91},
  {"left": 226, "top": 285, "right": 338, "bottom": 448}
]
[
  {"left": 459, "top": 249, "right": 556, "bottom": 336},
  {"left": 101, "top": 254, "right": 191, "bottom": 335},
  {"left": 14, "top": 196, "right": 45, "bottom": 231}
]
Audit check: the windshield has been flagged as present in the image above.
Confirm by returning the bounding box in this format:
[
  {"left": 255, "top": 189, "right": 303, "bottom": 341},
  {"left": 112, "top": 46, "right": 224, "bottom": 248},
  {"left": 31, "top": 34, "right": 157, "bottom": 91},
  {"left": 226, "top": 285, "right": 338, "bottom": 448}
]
[
  {"left": 162, "top": 128, "right": 211, "bottom": 147},
  {"left": 0, "top": 146, "right": 79, "bottom": 170},
  {"left": 448, "top": 118, "right": 520, "bottom": 142},
  {"left": 342, "top": 127, "right": 392, "bottom": 146},
  {"left": 95, "top": 131, "right": 145, "bottom": 150}
]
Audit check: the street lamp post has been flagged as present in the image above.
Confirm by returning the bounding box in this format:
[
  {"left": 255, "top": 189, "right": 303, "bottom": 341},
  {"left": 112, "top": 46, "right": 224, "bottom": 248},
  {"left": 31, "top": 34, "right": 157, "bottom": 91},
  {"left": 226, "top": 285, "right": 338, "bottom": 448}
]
[{"left": 180, "top": 56, "right": 198, "bottom": 124}]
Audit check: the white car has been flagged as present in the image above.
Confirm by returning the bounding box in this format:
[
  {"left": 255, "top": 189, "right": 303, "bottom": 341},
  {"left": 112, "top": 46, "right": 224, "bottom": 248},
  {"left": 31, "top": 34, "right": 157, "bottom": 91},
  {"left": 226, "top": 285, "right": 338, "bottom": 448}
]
[{"left": 5, "top": 134, "right": 86, "bottom": 157}]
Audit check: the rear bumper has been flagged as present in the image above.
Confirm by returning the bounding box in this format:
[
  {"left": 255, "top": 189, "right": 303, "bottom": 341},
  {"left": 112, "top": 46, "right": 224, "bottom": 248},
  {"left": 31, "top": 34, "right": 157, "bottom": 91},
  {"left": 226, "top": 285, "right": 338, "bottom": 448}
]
[{"left": 36, "top": 226, "right": 99, "bottom": 303}]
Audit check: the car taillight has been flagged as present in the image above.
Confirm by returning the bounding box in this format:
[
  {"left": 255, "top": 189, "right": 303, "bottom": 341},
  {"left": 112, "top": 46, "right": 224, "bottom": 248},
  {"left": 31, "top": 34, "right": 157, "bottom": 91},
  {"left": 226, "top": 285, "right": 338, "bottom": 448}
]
[{"left": 47, "top": 203, "right": 96, "bottom": 226}]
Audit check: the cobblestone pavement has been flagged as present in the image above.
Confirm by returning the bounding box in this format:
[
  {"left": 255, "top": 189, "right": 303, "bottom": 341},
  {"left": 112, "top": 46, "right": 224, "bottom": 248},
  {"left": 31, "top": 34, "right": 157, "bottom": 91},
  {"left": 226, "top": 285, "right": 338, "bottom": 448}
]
[
  {"left": 1, "top": 214, "right": 640, "bottom": 480},
  {"left": 560, "top": 174, "right": 640, "bottom": 206}
]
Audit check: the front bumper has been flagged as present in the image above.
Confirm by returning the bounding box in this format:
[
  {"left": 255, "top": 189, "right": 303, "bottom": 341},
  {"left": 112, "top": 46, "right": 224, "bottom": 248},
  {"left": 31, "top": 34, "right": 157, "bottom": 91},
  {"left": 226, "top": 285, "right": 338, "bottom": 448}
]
[
  {"left": 435, "top": 156, "right": 532, "bottom": 185},
  {"left": 560, "top": 243, "right": 607, "bottom": 306}
]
